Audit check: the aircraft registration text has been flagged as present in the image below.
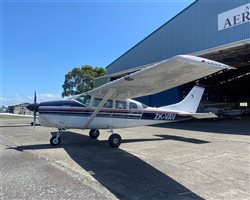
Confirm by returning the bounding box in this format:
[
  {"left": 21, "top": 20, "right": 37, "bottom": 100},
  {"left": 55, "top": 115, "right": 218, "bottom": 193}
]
[{"left": 154, "top": 113, "right": 176, "bottom": 120}]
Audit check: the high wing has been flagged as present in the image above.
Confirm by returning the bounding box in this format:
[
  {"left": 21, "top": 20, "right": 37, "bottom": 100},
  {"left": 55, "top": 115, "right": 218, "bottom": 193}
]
[{"left": 88, "top": 55, "right": 233, "bottom": 100}]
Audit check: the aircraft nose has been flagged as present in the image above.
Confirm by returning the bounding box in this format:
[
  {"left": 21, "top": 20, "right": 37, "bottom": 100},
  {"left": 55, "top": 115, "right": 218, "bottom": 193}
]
[{"left": 26, "top": 103, "right": 39, "bottom": 111}]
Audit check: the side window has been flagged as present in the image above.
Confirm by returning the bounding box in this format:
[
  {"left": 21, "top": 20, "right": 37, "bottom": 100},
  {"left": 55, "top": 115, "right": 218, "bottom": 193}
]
[
  {"left": 129, "top": 102, "right": 138, "bottom": 110},
  {"left": 115, "top": 101, "right": 127, "bottom": 109},
  {"left": 93, "top": 98, "right": 113, "bottom": 108},
  {"left": 104, "top": 100, "right": 113, "bottom": 108},
  {"left": 93, "top": 98, "right": 102, "bottom": 107}
]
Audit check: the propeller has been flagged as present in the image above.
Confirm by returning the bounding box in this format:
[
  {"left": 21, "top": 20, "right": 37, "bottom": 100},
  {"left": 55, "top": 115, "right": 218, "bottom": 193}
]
[
  {"left": 26, "top": 91, "right": 39, "bottom": 127},
  {"left": 33, "top": 91, "right": 37, "bottom": 127}
]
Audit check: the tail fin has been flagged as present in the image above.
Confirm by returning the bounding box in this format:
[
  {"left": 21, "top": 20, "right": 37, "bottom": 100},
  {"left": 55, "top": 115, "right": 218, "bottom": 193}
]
[{"left": 160, "top": 84, "right": 205, "bottom": 113}]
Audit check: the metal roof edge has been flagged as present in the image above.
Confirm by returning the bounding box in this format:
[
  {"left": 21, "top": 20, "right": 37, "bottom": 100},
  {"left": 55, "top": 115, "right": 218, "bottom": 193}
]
[
  {"left": 192, "top": 39, "right": 250, "bottom": 56},
  {"left": 106, "top": 0, "right": 198, "bottom": 69}
]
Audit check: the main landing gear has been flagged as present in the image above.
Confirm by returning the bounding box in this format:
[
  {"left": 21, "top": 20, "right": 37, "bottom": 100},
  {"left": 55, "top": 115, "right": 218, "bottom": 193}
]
[
  {"left": 50, "top": 128, "right": 64, "bottom": 146},
  {"left": 89, "top": 129, "right": 100, "bottom": 139},
  {"left": 108, "top": 127, "right": 122, "bottom": 148},
  {"left": 49, "top": 128, "right": 122, "bottom": 148},
  {"left": 89, "top": 127, "right": 122, "bottom": 148}
]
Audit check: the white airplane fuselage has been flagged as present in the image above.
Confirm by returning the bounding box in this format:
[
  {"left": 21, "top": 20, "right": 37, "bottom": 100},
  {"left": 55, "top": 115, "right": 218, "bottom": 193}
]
[
  {"left": 38, "top": 99, "right": 187, "bottom": 130},
  {"left": 25, "top": 84, "right": 215, "bottom": 147}
]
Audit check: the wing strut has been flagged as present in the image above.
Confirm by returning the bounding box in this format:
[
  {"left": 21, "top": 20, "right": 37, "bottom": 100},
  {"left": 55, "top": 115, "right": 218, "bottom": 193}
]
[{"left": 84, "top": 88, "right": 115, "bottom": 128}]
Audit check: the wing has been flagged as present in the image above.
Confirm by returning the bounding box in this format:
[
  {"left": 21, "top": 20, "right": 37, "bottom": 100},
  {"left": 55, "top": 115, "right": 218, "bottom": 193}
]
[{"left": 88, "top": 55, "right": 233, "bottom": 100}]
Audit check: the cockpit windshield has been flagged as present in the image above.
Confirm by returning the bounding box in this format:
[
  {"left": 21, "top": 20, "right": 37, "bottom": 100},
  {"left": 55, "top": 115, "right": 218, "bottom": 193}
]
[
  {"left": 141, "top": 103, "right": 148, "bottom": 109},
  {"left": 72, "top": 93, "right": 91, "bottom": 106}
]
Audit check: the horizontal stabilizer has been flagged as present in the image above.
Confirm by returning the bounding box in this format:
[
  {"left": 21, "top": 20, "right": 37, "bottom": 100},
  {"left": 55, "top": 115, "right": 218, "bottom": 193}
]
[{"left": 180, "top": 112, "right": 218, "bottom": 119}]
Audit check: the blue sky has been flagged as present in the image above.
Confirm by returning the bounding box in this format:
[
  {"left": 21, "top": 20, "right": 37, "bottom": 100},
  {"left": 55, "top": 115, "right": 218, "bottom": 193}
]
[{"left": 1, "top": 0, "right": 194, "bottom": 106}]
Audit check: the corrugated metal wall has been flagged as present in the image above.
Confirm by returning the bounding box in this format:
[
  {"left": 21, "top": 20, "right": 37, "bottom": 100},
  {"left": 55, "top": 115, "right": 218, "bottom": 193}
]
[{"left": 107, "top": 0, "right": 250, "bottom": 74}]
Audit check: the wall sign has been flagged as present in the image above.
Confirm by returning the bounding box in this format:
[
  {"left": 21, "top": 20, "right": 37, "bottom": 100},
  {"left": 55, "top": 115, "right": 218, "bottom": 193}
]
[{"left": 218, "top": 3, "right": 250, "bottom": 31}]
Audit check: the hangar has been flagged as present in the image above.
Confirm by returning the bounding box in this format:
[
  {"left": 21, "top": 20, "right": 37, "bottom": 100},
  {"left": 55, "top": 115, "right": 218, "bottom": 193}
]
[{"left": 96, "top": 0, "right": 250, "bottom": 112}]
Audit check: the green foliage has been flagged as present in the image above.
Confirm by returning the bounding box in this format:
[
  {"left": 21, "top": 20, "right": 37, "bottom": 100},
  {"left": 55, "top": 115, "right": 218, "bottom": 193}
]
[{"left": 62, "top": 65, "right": 106, "bottom": 97}]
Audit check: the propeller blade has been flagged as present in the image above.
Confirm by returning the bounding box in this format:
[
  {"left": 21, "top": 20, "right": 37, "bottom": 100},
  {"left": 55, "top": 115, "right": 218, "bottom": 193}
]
[
  {"left": 33, "top": 111, "right": 36, "bottom": 127},
  {"left": 34, "top": 91, "right": 37, "bottom": 104},
  {"left": 32, "top": 91, "right": 37, "bottom": 127}
]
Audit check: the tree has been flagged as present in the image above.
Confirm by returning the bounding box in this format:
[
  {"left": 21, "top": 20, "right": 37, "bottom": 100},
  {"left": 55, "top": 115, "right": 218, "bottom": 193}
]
[{"left": 62, "top": 65, "right": 106, "bottom": 97}]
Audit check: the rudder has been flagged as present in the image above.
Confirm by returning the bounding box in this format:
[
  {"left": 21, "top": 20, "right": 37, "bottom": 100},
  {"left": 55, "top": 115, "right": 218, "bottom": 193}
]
[{"left": 160, "top": 84, "right": 205, "bottom": 113}]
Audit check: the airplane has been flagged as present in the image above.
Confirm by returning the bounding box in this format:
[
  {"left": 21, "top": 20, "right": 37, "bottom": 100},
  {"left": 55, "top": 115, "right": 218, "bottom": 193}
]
[{"left": 14, "top": 55, "right": 234, "bottom": 148}]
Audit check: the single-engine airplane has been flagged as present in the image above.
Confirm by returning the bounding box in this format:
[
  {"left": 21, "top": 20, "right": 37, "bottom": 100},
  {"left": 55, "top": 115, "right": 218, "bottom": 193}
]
[{"left": 18, "top": 55, "right": 234, "bottom": 147}]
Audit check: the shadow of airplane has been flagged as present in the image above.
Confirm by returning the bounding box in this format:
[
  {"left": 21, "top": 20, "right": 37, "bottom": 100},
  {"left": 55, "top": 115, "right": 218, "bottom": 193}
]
[
  {"left": 154, "top": 135, "right": 209, "bottom": 144},
  {"left": 152, "top": 119, "right": 250, "bottom": 136},
  {"left": 8, "top": 131, "right": 205, "bottom": 200},
  {"left": 122, "top": 135, "right": 209, "bottom": 144}
]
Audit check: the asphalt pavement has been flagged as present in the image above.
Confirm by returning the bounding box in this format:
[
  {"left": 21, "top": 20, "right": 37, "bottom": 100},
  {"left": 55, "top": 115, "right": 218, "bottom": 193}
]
[{"left": 1, "top": 118, "right": 249, "bottom": 200}]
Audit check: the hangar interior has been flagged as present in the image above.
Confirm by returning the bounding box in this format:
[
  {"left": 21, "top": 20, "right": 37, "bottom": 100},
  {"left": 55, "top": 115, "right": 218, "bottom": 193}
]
[{"left": 184, "top": 40, "right": 250, "bottom": 110}]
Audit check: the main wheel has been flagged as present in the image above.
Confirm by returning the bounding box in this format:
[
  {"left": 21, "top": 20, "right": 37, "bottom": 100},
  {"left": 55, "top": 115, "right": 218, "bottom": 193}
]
[
  {"left": 108, "top": 134, "right": 122, "bottom": 148},
  {"left": 50, "top": 136, "right": 61, "bottom": 146},
  {"left": 89, "top": 129, "right": 100, "bottom": 139}
]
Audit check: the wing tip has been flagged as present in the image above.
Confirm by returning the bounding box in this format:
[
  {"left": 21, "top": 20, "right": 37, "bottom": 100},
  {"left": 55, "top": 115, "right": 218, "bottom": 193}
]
[{"left": 176, "top": 55, "right": 234, "bottom": 70}]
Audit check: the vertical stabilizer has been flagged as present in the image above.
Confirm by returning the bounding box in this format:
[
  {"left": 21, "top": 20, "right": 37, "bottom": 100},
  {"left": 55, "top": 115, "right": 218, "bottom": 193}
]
[{"left": 160, "top": 84, "right": 205, "bottom": 113}]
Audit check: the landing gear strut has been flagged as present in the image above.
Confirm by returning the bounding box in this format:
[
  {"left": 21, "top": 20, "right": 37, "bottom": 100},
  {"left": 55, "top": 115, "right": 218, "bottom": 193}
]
[
  {"left": 89, "top": 129, "right": 100, "bottom": 139},
  {"left": 108, "top": 127, "right": 122, "bottom": 148},
  {"left": 50, "top": 128, "right": 64, "bottom": 146}
]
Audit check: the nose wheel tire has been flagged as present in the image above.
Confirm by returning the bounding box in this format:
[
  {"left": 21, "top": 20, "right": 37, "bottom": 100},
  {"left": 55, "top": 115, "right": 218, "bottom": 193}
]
[
  {"left": 108, "top": 134, "right": 122, "bottom": 148},
  {"left": 89, "top": 129, "right": 100, "bottom": 139},
  {"left": 50, "top": 136, "right": 61, "bottom": 146}
]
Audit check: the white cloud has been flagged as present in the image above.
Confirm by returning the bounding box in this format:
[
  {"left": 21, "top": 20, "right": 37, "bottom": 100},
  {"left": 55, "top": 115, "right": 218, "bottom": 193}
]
[{"left": 0, "top": 93, "right": 63, "bottom": 106}]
